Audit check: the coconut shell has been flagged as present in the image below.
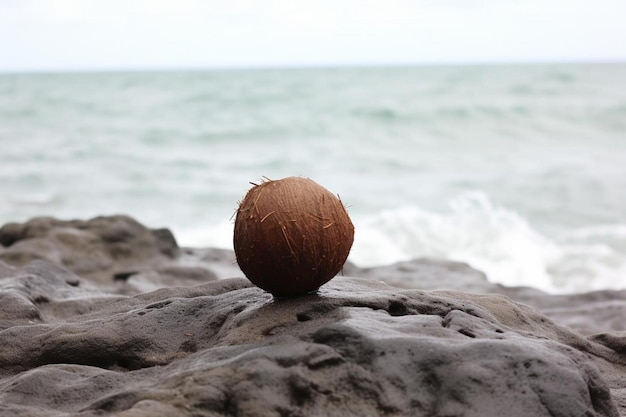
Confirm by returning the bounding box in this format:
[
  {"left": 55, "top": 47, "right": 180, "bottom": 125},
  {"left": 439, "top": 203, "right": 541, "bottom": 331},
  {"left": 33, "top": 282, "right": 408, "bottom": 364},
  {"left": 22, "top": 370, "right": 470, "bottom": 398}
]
[{"left": 233, "top": 177, "right": 354, "bottom": 297}]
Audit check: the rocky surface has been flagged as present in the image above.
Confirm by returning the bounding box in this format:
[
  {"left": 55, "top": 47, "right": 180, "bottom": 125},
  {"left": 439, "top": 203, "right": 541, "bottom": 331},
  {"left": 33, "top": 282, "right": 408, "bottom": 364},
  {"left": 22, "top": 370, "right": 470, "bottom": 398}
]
[{"left": 0, "top": 216, "right": 625, "bottom": 416}]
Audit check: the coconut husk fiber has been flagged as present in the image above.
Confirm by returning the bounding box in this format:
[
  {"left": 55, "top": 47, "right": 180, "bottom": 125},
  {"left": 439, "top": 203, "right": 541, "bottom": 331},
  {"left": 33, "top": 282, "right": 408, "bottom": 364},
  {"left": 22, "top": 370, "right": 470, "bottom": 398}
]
[{"left": 233, "top": 177, "right": 354, "bottom": 297}]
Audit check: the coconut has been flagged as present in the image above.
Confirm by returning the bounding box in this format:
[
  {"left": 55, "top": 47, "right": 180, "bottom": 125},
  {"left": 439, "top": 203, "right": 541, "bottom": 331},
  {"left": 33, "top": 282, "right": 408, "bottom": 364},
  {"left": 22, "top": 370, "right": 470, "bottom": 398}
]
[{"left": 233, "top": 177, "right": 354, "bottom": 297}]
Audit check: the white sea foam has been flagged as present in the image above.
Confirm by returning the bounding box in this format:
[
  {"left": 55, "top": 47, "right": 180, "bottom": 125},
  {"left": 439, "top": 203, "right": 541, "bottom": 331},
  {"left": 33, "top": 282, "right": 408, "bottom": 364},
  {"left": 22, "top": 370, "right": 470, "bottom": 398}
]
[
  {"left": 349, "top": 192, "right": 626, "bottom": 293},
  {"left": 549, "top": 225, "right": 626, "bottom": 292},
  {"left": 176, "top": 219, "right": 235, "bottom": 250}
]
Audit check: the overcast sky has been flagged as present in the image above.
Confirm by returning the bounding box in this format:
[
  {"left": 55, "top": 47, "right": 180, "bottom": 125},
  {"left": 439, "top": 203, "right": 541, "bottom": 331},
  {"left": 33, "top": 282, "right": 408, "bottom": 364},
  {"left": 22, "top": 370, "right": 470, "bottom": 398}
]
[{"left": 1, "top": 0, "right": 625, "bottom": 72}]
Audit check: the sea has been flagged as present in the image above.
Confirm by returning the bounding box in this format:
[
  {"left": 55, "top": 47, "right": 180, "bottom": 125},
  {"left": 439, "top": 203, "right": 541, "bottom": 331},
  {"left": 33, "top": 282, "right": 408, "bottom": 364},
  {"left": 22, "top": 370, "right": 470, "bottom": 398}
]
[{"left": 1, "top": 63, "right": 625, "bottom": 294}]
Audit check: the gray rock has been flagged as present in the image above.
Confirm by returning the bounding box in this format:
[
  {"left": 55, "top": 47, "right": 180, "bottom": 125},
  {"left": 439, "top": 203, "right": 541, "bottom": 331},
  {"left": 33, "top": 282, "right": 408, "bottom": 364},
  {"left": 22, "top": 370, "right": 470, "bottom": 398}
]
[
  {"left": 0, "top": 216, "right": 219, "bottom": 295},
  {"left": 0, "top": 264, "right": 621, "bottom": 415},
  {"left": 350, "top": 258, "right": 626, "bottom": 336},
  {"left": 0, "top": 216, "right": 625, "bottom": 416}
]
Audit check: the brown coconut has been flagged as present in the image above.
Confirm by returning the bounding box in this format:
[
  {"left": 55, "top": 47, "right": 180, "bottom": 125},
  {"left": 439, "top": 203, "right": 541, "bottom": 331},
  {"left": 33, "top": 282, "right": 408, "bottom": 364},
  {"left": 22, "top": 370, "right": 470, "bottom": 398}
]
[{"left": 233, "top": 176, "right": 354, "bottom": 297}]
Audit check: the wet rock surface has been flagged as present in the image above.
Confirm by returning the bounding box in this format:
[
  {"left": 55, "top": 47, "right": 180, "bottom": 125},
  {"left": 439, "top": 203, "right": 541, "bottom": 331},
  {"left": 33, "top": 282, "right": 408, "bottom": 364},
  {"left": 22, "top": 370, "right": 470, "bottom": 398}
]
[{"left": 0, "top": 216, "right": 625, "bottom": 416}]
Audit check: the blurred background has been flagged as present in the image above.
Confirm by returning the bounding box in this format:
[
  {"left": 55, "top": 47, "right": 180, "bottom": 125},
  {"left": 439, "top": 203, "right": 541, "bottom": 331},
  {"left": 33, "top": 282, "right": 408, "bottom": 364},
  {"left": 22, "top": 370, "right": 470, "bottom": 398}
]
[{"left": 1, "top": 0, "right": 625, "bottom": 293}]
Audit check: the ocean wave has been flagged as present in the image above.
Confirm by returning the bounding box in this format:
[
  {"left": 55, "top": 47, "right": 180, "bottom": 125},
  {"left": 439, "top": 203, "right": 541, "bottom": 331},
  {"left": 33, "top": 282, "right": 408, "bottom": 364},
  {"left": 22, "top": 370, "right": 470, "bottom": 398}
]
[{"left": 349, "top": 192, "right": 626, "bottom": 294}]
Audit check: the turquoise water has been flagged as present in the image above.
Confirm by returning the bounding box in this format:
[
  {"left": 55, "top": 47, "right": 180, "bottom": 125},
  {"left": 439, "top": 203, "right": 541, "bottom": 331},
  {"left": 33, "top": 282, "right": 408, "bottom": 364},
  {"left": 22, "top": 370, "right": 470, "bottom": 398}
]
[{"left": 1, "top": 63, "right": 625, "bottom": 292}]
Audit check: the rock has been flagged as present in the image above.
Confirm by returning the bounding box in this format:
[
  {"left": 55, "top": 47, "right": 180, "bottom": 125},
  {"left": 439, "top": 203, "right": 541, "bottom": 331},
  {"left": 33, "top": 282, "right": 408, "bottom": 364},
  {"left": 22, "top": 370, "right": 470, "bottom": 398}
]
[
  {"left": 0, "top": 260, "right": 123, "bottom": 331},
  {"left": 351, "top": 258, "right": 626, "bottom": 337},
  {"left": 0, "top": 266, "right": 621, "bottom": 415},
  {"left": 344, "top": 258, "right": 501, "bottom": 293},
  {"left": 0, "top": 216, "right": 625, "bottom": 416},
  {"left": 0, "top": 216, "right": 218, "bottom": 294}
]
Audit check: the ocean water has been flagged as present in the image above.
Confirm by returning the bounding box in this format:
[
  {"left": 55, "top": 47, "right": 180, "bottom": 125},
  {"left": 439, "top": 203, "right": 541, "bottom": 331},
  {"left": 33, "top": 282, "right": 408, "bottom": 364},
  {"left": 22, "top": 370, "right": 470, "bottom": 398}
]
[{"left": 1, "top": 63, "right": 625, "bottom": 293}]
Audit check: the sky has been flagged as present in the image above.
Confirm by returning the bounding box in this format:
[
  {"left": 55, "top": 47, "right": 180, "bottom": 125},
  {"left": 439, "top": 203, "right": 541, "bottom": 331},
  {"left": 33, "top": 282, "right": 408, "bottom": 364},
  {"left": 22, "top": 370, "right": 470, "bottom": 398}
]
[{"left": 1, "top": 0, "right": 625, "bottom": 72}]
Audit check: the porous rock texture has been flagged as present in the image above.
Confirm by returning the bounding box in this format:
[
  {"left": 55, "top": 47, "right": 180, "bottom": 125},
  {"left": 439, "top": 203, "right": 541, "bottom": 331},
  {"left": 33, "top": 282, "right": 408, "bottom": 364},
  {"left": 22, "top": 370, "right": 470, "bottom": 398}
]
[{"left": 0, "top": 216, "right": 625, "bottom": 416}]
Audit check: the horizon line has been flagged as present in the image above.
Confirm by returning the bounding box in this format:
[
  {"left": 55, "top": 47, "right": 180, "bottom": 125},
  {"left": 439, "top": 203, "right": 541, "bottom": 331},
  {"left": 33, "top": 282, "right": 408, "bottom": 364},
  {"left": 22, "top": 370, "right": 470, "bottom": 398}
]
[{"left": 1, "top": 57, "right": 625, "bottom": 76}]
